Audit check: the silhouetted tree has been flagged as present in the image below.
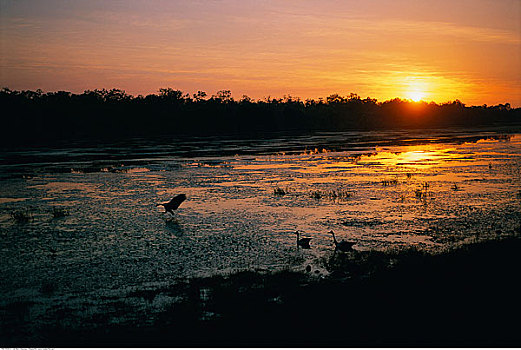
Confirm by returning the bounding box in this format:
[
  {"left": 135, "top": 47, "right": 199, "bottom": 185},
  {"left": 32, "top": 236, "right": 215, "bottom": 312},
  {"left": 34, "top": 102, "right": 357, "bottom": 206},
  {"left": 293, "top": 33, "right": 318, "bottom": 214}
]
[
  {"left": 214, "top": 90, "right": 233, "bottom": 103},
  {"left": 0, "top": 87, "right": 519, "bottom": 147},
  {"left": 158, "top": 88, "right": 184, "bottom": 104},
  {"left": 193, "top": 91, "right": 207, "bottom": 102},
  {"left": 327, "top": 94, "right": 347, "bottom": 104},
  {"left": 240, "top": 95, "right": 253, "bottom": 103}
]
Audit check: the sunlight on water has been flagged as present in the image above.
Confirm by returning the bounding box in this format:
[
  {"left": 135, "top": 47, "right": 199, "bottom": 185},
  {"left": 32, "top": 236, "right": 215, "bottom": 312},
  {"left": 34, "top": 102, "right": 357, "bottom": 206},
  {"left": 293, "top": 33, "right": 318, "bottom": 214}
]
[{"left": 0, "top": 130, "right": 520, "bottom": 305}]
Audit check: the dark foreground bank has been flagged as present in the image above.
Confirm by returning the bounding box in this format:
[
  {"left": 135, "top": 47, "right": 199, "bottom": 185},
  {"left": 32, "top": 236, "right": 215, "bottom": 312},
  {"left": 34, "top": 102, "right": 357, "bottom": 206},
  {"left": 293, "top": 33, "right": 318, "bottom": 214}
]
[{"left": 2, "top": 234, "right": 521, "bottom": 347}]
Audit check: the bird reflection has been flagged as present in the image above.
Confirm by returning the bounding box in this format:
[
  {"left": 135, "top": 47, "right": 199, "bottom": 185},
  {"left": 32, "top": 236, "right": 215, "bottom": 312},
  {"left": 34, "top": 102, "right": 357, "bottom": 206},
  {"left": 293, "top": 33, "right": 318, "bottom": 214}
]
[{"left": 165, "top": 218, "right": 184, "bottom": 237}]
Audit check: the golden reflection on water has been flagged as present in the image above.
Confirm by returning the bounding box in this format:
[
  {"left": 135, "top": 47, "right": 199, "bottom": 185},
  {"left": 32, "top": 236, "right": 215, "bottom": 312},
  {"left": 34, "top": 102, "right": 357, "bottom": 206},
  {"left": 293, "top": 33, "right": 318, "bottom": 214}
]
[
  {"left": 369, "top": 146, "right": 465, "bottom": 168},
  {"left": 236, "top": 144, "right": 476, "bottom": 179},
  {"left": 219, "top": 137, "right": 519, "bottom": 249}
]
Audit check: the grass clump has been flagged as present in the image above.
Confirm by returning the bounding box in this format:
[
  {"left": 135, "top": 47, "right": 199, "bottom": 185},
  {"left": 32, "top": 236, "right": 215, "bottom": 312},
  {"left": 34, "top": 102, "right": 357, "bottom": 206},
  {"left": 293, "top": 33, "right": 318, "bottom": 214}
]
[
  {"left": 414, "top": 182, "right": 430, "bottom": 200},
  {"left": 10, "top": 209, "right": 31, "bottom": 223},
  {"left": 52, "top": 207, "right": 70, "bottom": 218},
  {"left": 414, "top": 188, "right": 425, "bottom": 199},
  {"left": 310, "top": 189, "right": 351, "bottom": 200},
  {"left": 273, "top": 186, "right": 286, "bottom": 196},
  {"left": 381, "top": 178, "right": 399, "bottom": 186},
  {"left": 327, "top": 190, "right": 351, "bottom": 199}
]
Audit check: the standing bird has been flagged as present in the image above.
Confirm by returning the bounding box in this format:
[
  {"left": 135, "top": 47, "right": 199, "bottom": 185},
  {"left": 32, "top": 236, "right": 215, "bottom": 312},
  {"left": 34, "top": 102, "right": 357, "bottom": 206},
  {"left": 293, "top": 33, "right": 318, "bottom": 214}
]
[
  {"left": 329, "top": 230, "right": 355, "bottom": 252},
  {"left": 295, "top": 230, "right": 312, "bottom": 249},
  {"left": 157, "top": 194, "right": 186, "bottom": 215}
]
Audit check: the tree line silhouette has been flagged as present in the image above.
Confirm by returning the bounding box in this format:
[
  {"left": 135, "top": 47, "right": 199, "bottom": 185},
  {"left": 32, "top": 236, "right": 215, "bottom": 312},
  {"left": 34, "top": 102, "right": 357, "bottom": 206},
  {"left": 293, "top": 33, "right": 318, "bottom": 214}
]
[{"left": 1, "top": 87, "right": 519, "bottom": 146}]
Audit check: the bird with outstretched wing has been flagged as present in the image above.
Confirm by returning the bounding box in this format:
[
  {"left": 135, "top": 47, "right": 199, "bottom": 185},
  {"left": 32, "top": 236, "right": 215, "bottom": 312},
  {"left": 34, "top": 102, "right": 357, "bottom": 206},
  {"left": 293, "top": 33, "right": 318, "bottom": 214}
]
[{"left": 157, "top": 194, "right": 186, "bottom": 215}]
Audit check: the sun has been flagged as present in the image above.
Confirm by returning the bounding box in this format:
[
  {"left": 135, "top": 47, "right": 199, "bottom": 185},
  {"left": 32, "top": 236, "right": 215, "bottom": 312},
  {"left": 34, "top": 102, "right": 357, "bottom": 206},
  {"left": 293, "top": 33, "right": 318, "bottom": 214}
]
[
  {"left": 401, "top": 76, "right": 430, "bottom": 102},
  {"left": 407, "top": 90, "right": 425, "bottom": 102}
]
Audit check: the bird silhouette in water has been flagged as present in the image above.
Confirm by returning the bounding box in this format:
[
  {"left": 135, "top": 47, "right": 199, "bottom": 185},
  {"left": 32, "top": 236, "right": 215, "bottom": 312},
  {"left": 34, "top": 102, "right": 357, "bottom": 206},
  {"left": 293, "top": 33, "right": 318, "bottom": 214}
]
[
  {"left": 329, "top": 230, "right": 355, "bottom": 252},
  {"left": 295, "top": 230, "right": 312, "bottom": 249},
  {"left": 157, "top": 194, "right": 186, "bottom": 216}
]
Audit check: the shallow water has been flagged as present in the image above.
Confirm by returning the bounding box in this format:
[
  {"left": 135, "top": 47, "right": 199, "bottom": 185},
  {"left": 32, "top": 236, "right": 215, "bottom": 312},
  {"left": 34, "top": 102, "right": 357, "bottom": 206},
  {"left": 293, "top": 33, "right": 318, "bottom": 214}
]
[{"left": 0, "top": 128, "right": 520, "bottom": 305}]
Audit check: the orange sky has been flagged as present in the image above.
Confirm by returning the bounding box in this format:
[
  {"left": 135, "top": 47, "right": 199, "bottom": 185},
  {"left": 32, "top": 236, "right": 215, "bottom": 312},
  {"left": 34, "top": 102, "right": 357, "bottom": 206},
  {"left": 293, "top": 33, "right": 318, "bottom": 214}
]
[{"left": 1, "top": 0, "right": 520, "bottom": 106}]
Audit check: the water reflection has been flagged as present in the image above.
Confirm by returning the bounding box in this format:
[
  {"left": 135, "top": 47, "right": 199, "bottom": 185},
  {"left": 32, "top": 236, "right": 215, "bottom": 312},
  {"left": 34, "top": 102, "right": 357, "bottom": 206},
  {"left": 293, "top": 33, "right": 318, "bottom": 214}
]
[
  {"left": 0, "top": 131, "right": 520, "bottom": 297},
  {"left": 165, "top": 218, "right": 184, "bottom": 237}
]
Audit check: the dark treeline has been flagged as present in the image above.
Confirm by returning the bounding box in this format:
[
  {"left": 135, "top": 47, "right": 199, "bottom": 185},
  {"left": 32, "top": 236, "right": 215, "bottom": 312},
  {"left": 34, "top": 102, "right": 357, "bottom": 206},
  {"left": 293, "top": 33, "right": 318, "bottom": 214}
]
[{"left": 1, "top": 87, "right": 520, "bottom": 146}]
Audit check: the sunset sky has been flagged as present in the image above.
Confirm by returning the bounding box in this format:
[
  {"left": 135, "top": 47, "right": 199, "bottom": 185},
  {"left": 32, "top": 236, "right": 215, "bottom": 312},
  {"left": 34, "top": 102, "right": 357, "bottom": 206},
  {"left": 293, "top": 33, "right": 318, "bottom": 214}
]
[{"left": 1, "top": 0, "right": 520, "bottom": 106}]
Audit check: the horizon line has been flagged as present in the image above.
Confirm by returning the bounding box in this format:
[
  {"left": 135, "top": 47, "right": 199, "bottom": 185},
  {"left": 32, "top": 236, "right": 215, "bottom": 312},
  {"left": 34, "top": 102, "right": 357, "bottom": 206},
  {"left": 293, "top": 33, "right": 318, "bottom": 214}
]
[{"left": 2, "top": 86, "right": 517, "bottom": 108}]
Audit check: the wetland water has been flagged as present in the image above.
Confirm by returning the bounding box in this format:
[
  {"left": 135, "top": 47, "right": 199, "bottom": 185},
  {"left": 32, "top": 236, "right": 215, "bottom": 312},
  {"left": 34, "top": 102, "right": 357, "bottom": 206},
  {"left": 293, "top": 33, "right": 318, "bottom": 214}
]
[{"left": 1, "top": 127, "right": 520, "bottom": 336}]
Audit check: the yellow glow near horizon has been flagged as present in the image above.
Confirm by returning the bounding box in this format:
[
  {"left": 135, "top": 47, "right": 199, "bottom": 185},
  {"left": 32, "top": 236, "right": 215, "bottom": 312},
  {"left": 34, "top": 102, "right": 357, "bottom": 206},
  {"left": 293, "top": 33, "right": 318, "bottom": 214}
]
[
  {"left": 403, "top": 77, "right": 429, "bottom": 102},
  {"left": 407, "top": 91, "right": 426, "bottom": 102}
]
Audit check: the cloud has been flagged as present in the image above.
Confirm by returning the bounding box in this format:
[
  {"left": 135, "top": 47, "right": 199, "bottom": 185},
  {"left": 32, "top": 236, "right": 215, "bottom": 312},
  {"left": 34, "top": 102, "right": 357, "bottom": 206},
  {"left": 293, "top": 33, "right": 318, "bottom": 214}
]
[{"left": 297, "top": 15, "right": 520, "bottom": 45}]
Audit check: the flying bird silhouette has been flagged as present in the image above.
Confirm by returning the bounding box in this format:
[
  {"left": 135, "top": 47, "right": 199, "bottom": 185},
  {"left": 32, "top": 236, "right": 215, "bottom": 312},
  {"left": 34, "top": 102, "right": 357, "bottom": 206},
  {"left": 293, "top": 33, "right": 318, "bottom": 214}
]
[
  {"left": 157, "top": 194, "right": 186, "bottom": 215},
  {"left": 295, "top": 230, "right": 312, "bottom": 249},
  {"left": 329, "top": 230, "right": 355, "bottom": 252}
]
